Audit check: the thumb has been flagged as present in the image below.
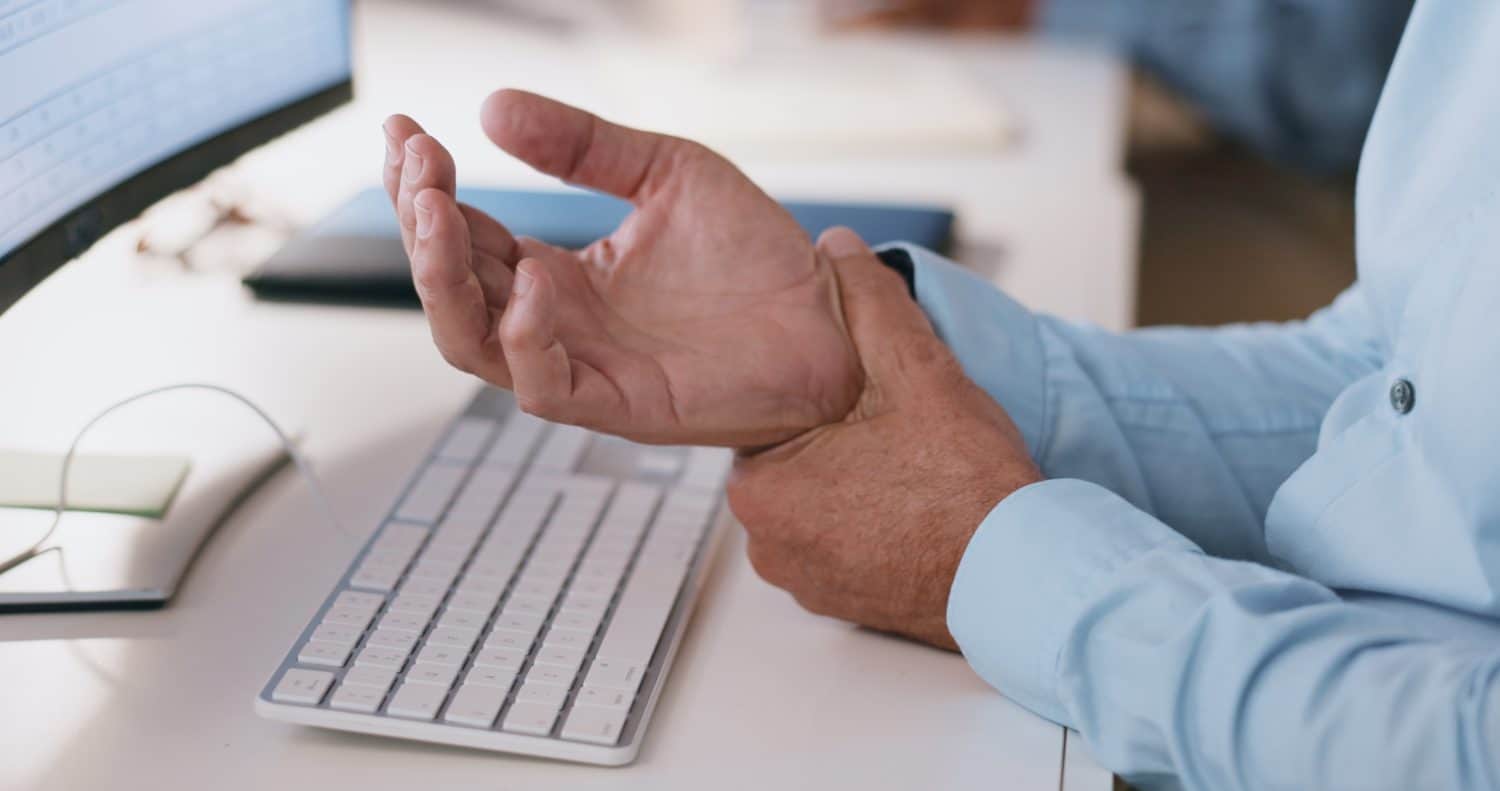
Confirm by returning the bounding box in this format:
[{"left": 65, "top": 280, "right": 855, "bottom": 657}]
[
  {"left": 816, "top": 227, "right": 955, "bottom": 397},
  {"left": 480, "top": 88, "right": 695, "bottom": 204}
]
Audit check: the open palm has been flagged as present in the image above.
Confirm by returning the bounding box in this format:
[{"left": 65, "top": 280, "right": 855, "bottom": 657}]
[{"left": 383, "top": 90, "right": 862, "bottom": 446}]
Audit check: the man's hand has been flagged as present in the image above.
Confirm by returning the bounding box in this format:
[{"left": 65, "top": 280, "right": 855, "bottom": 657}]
[
  {"left": 727, "top": 229, "right": 1042, "bottom": 650},
  {"left": 381, "top": 91, "right": 862, "bottom": 447}
]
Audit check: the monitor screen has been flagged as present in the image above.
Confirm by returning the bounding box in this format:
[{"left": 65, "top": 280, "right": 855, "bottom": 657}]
[{"left": 0, "top": 0, "right": 351, "bottom": 264}]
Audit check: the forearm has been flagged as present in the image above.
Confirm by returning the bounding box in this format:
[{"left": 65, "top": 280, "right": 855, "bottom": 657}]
[
  {"left": 891, "top": 244, "right": 1381, "bottom": 562},
  {"left": 951, "top": 479, "right": 1500, "bottom": 791}
]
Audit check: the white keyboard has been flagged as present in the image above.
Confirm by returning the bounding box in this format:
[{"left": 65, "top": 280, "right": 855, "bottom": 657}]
[{"left": 255, "top": 388, "right": 732, "bottom": 765}]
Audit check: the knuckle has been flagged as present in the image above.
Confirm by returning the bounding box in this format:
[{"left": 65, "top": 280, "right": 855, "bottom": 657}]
[
  {"left": 791, "top": 592, "right": 830, "bottom": 618},
  {"left": 499, "top": 317, "right": 536, "bottom": 349},
  {"left": 514, "top": 393, "right": 554, "bottom": 418},
  {"left": 435, "top": 346, "right": 474, "bottom": 374},
  {"left": 744, "top": 541, "right": 784, "bottom": 587}
]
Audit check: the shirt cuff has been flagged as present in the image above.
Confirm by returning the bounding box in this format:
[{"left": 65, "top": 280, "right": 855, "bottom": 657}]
[
  {"left": 873, "top": 243, "right": 1051, "bottom": 460},
  {"left": 946, "top": 478, "right": 1196, "bottom": 725}
]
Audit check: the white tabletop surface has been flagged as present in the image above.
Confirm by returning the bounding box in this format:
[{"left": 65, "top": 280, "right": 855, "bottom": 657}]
[{"left": 0, "top": 1, "right": 1128, "bottom": 788}]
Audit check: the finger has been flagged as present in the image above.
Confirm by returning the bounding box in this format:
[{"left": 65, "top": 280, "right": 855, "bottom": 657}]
[
  {"left": 396, "top": 133, "right": 458, "bottom": 259},
  {"left": 381, "top": 115, "right": 425, "bottom": 209},
  {"left": 458, "top": 202, "right": 520, "bottom": 307},
  {"left": 480, "top": 88, "right": 697, "bottom": 203},
  {"left": 500, "top": 260, "right": 576, "bottom": 415},
  {"left": 499, "top": 260, "right": 624, "bottom": 424},
  {"left": 816, "top": 227, "right": 949, "bottom": 392},
  {"left": 411, "top": 188, "right": 511, "bottom": 386}
]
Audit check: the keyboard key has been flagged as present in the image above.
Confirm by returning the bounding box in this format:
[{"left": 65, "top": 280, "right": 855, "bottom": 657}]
[
  {"left": 342, "top": 666, "right": 397, "bottom": 692},
  {"left": 396, "top": 578, "right": 448, "bottom": 598},
  {"left": 354, "top": 645, "right": 410, "bottom": 670},
  {"left": 419, "top": 544, "right": 470, "bottom": 564},
  {"left": 437, "top": 416, "right": 495, "bottom": 462},
  {"left": 562, "top": 706, "right": 627, "bottom": 745},
  {"left": 583, "top": 660, "right": 645, "bottom": 694},
  {"left": 484, "top": 631, "right": 532, "bottom": 651},
  {"left": 551, "top": 610, "right": 604, "bottom": 635},
  {"left": 310, "top": 623, "right": 363, "bottom": 645},
  {"left": 298, "top": 640, "right": 353, "bottom": 668},
  {"left": 443, "top": 683, "right": 508, "bottom": 727},
  {"left": 322, "top": 606, "right": 375, "bottom": 631},
  {"left": 502, "top": 595, "right": 552, "bottom": 617},
  {"left": 408, "top": 559, "right": 462, "bottom": 585},
  {"left": 542, "top": 629, "right": 591, "bottom": 650},
  {"left": 396, "top": 463, "right": 468, "bottom": 524},
  {"left": 533, "top": 425, "right": 590, "bottom": 471},
  {"left": 510, "top": 578, "right": 564, "bottom": 601},
  {"left": 373, "top": 524, "right": 428, "bottom": 552},
  {"left": 366, "top": 629, "right": 419, "bottom": 653},
  {"left": 330, "top": 682, "right": 387, "bottom": 713},
  {"left": 573, "top": 684, "right": 633, "bottom": 711},
  {"left": 389, "top": 594, "right": 441, "bottom": 620},
  {"left": 533, "top": 645, "right": 586, "bottom": 674},
  {"left": 376, "top": 612, "right": 429, "bottom": 634},
  {"left": 437, "top": 610, "right": 487, "bottom": 632},
  {"left": 272, "top": 668, "right": 334, "bottom": 705},
  {"left": 567, "top": 578, "right": 616, "bottom": 598},
  {"left": 276, "top": 669, "right": 337, "bottom": 705},
  {"left": 426, "top": 626, "right": 479, "bottom": 651},
  {"left": 464, "top": 666, "right": 516, "bottom": 689},
  {"left": 524, "top": 664, "right": 577, "bottom": 689},
  {"left": 493, "top": 612, "right": 544, "bottom": 637},
  {"left": 415, "top": 643, "right": 469, "bottom": 667},
  {"left": 472, "top": 647, "right": 526, "bottom": 672},
  {"left": 350, "top": 564, "right": 402, "bottom": 592},
  {"left": 332, "top": 590, "right": 385, "bottom": 615},
  {"left": 516, "top": 680, "right": 569, "bottom": 706},
  {"left": 405, "top": 661, "right": 459, "bottom": 688},
  {"left": 503, "top": 700, "right": 561, "bottom": 736},
  {"left": 386, "top": 681, "right": 448, "bottom": 720},
  {"left": 486, "top": 411, "right": 546, "bottom": 466},
  {"left": 560, "top": 595, "right": 610, "bottom": 617},
  {"left": 447, "top": 592, "right": 500, "bottom": 615},
  {"left": 455, "top": 577, "right": 507, "bottom": 598}
]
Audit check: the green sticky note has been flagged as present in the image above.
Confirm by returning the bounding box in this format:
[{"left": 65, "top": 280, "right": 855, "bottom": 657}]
[{"left": 0, "top": 450, "right": 192, "bottom": 518}]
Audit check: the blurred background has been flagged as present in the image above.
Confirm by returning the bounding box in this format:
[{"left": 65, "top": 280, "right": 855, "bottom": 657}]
[
  {"left": 124, "top": 0, "right": 1413, "bottom": 332},
  {"left": 419, "top": 0, "right": 1412, "bottom": 328}
]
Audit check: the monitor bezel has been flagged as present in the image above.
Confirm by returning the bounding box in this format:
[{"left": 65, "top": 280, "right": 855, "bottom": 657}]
[{"left": 0, "top": 79, "right": 354, "bottom": 315}]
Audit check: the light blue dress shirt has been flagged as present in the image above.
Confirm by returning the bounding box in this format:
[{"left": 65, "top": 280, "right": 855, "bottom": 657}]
[{"left": 905, "top": 3, "right": 1500, "bottom": 789}]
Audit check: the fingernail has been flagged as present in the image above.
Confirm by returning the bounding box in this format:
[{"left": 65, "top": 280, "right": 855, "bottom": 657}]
[
  {"left": 414, "top": 193, "right": 434, "bottom": 239},
  {"left": 402, "top": 143, "right": 424, "bottom": 183},
  {"left": 821, "top": 226, "right": 868, "bottom": 258},
  {"left": 512, "top": 268, "right": 533, "bottom": 297}
]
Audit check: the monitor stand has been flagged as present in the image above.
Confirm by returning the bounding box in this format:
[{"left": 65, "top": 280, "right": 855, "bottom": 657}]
[{"left": 0, "top": 437, "right": 290, "bottom": 612}]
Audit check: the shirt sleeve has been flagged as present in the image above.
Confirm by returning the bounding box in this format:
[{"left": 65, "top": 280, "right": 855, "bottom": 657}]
[
  {"left": 1037, "top": 0, "right": 1412, "bottom": 173},
  {"left": 890, "top": 243, "right": 1382, "bottom": 565},
  {"left": 949, "top": 478, "right": 1500, "bottom": 791}
]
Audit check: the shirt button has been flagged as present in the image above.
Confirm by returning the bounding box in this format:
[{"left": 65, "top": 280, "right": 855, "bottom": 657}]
[{"left": 1389, "top": 378, "right": 1416, "bottom": 414}]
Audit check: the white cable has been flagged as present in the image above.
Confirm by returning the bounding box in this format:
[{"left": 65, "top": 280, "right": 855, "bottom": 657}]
[{"left": 0, "top": 383, "right": 352, "bottom": 577}]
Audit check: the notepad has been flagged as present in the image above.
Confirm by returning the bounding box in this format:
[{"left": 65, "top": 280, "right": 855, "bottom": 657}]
[{"left": 0, "top": 450, "right": 192, "bottom": 518}]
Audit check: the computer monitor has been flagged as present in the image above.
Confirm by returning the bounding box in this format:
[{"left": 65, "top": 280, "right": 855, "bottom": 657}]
[{"left": 0, "top": 0, "right": 354, "bottom": 315}]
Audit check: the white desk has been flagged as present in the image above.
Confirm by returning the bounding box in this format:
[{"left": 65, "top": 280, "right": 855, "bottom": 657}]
[{"left": 0, "top": 1, "right": 1127, "bottom": 788}]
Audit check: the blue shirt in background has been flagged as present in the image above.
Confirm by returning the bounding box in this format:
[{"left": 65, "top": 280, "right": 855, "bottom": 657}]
[{"left": 1043, "top": 0, "right": 1412, "bottom": 173}]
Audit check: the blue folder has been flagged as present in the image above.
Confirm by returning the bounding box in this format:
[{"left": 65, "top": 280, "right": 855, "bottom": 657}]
[{"left": 245, "top": 187, "right": 954, "bottom": 306}]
